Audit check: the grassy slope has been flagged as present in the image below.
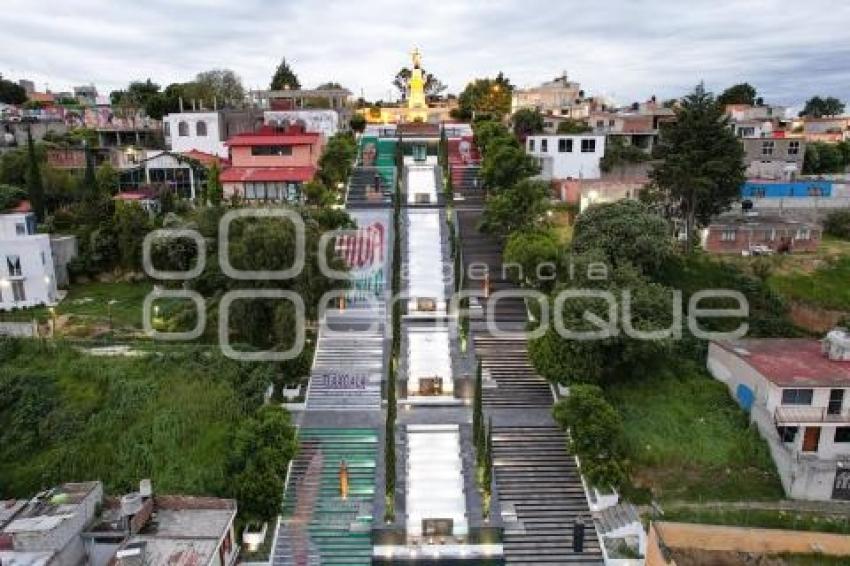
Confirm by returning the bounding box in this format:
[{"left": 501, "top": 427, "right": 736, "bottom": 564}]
[
  {"left": 768, "top": 256, "right": 850, "bottom": 311},
  {"left": 0, "top": 340, "right": 261, "bottom": 498},
  {"left": 607, "top": 361, "right": 784, "bottom": 502}
]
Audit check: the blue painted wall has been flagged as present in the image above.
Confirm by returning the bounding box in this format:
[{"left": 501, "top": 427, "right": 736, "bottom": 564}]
[{"left": 742, "top": 180, "right": 833, "bottom": 198}]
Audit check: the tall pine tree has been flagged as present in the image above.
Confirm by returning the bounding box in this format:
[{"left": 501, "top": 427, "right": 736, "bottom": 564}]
[
  {"left": 650, "top": 83, "right": 745, "bottom": 251},
  {"left": 25, "top": 126, "right": 45, "bottom": 221}
]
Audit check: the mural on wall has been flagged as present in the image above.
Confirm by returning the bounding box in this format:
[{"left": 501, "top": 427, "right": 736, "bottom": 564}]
[
  {"left": 335, "top": 210, "right": 390, "bottom": 304},
  {"left": 264, "top": 110, "right": 339, "bottom": 138}
]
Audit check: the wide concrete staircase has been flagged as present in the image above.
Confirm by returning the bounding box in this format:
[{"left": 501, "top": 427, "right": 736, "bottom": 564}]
[
  {"left": 475, "top": 334, "right": 553, "bottom": 409},
  {"left": 305, "top": 307, "right": 385, "bottom": 411},
  {"left": 493, "top": 425, "right": 604, "bottom": 565},
  {"left": 346, "top": 166, "right": 394, "bottom": 208},
  {"left": 274, "top": 428, "right": 377, "bottom": 566}
]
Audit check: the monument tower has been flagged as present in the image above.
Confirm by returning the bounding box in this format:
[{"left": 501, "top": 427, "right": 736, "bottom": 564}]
[{"left": 407, "top": 47, "right": 428, "bottom": 121}]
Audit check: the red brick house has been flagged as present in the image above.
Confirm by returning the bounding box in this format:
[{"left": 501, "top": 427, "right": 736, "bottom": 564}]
[{"left": 704, "top": 216, "right": 821, "bottom": 254}]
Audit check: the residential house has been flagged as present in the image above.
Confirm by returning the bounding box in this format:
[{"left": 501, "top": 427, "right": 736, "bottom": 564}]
[
  {"left": 742, "top": 136, "right": 806, "bottom": 180},
  {"left": 703, "top": 216, "right": 820, "bottom": 254},
  {"left": 801, "top": 116, "right": 850, "bottom": 143},
  {"left": 511, "top": 73, "right": 590, "bottom": 119},
  {"left": 220, "top": 124, "right": 323, "bottom": 203},
  {"left": 724, "top": 103, "right": 787, "bottom": 123},
  {"left": 588, "top": 102, "right": 675, "bottom": 154},
  {"left": 707, "top": 332, "right": 850, "bottom": 501},
  {"left": 1, "top": 480, "right": 238, "bottom": 566},
  {"left": 525, "top": 134, "right": 605, "bottom": 180},
  {"left": 0, "top": 201, "right": 60, "bottom": 310},
  {"left": 0, "top": 481, "right": 103, "bottom": 566},
  {"left": 248, "top": 86, "right": 353, "bottom": 128}
]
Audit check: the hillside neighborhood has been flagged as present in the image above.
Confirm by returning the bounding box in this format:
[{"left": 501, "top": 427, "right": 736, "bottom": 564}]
[{"left": 3, "top": 11, "right": 850, "bottom": 566}]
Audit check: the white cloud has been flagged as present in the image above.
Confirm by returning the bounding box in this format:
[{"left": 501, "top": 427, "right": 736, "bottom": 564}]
[{"left": 1, "top": 0, "right": 848, "bottom": 106}]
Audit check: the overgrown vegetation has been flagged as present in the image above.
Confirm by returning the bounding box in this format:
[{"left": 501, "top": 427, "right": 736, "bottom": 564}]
[
  {"left": 0, "top": 339, "right": 296, "bottom": 524},
  {"left": 607, "top": 359, "right": 783, "bottom": 502}
]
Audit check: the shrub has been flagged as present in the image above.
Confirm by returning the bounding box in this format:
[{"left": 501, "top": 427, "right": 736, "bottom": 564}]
[
  {"left": 824, "top": 210, "right": 850, "bottom": 240},
  {"left": 553, "top": 385, "right": 628, "bottom": 489}
]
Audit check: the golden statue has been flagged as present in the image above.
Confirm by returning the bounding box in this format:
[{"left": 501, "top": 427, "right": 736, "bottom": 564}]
[{"left": 408, "top": 47, "right": 427, "bottom": 117}]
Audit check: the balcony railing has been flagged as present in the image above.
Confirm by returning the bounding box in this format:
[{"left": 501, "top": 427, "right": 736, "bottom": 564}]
[{"left": 774, "top": 405, "right": 850, "bottom": 424}]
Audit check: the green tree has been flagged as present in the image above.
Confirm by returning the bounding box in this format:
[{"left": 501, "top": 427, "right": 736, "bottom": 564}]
[
  {"left": 479, "top": 178, "right": 549, "bottom": 236},
  {"left": 0, "top": 75, "right": 27, "bottom": 105},
  {"left": 824, "top": 210, "right": 850, "bottom": 240},
  {"left": 552, "top": 385, "right": 627, "bottom": 488},
  {"left": 473, "top": 360, "right": 484, "bottom": 465},
  {"left": 503, "top": 229, "right": 560, "bottom": 291},
  {"left": 799, "top": 96, "right": 846, "bottom": 118},
  {"left": 717, "top": 83, "right": 757, "bottom": 106},
  {"left": 600, "top": 136, "right": 649, "bottom": 173},
  {"left": 0, "top": 184, "right": 26, "bottom": 211},
  {"left": 480, "top": 143, "right": 539, "bottom": 190},
  {"left": 556, "top": 119, "right": 592, "bottom": 134},
  {"left": 803, "top": 141, "right": 848, "bottom": 174},
  {"left": 303, "top": 180, "right": 334, "bottom": 206},
  {"left": 530, "top": 263, "right": 676, "bottom": 386},
  {"left": 270, "top": 58, "right": 301, "bottom": 90},
  {"left": 318, "top": 133, "right": 357, "bottom": 188},
  {"left": 511, "top": 108, "right": 544, "bottom": 139},
  {"left": 473, "top": 120, "right": 515, "bottom": 156},
  {"left": 207, "top": 162, "right": 223, "bottom": 206},
  {"left": 25, "top": 127, "right": 45, "bottom": 221},
  {"left": 649, "top": 83, "right": 745, "bottom": 250},
  {"left": 571, "top": 200, "right": 671, "bottom": 275},
  {"left": 95, "top": 163, "right": 119, "bottom": 196},
  {"left": 349, "top": 113, "right": 366, "bottom": 133},
  {"left": 113, "top": 201, "right": 151, "bottom": 270},
  {"left": 195, "top": 69, "right": 244, "bottom": 104},
  {"left": 229, "top": 406, "right": 296, "bottom": 523},
  {"left": 458, "top": 73, "right": 513, "bottom": 119}
]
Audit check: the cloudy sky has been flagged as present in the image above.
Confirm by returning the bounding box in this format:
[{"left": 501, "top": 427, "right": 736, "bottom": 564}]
[{"left": 1, "top": 0, "right": 848, "bottom": 109}]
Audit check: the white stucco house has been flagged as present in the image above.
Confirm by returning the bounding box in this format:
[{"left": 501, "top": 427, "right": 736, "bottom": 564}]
[
  {"left": 525, "top": 134, "right": 605, "bottom": 181},
  {"left": 707, "top": 333, "right": 850, "bottom": 501},
  {"left": 163, "top": 111, "right": 228, "bottom": 158},
  {"left": 0, "top": 203, "right": 59, "bottom": 310}
]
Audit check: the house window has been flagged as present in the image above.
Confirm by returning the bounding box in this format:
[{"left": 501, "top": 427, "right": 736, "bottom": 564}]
[
  {"left": 164, "top": 122, "right": 171, "bottom": 137},
  {"left": 782, "top": 388, "right": 813, "bottom": 405},
  {"left": 558, "top": 138, "right": 573, "bottom": 153},
  {"left": 6, "top": 255, "right": 22, "bottom": 276},
  {"left": 11, "top": 280, "right": 25, "bottom": 302},
  {"left": 807, "top": 186, "right": 823, "bottom": 197},
  {"left": 178, "top": 121, "right": 189, "bottom": 137},
  {"left": 196, "top": 121, "right": 208, "bottom": 137},
  {"left": 761, "top": 140, "right": 774, "bottom": 156},
  {"left": 776, "top": 426, "right": 798, "bottom": 443},
  {"left": 788, "top": 141, "right": 800, "bottom": 156},
  {"left": 250, "top": 145, "right": 293, "bottom": 157},
  {"left": 528, "top": 139, "right": 535, "bottom": 152},
  {"left": 720, "top": 229, "right": 736, "bottom": 242},
  {"left": 15, "top": 223, "right": 26, "bottom": 235},
  {"left": 596, "top": 120, "right": 604, "bottom": 128},
  {"left": 835, "top": 427, "right": 850, "bottom": 443},
  {"left": 609, "top": 119, "right": 615, "bottom": 127},
  {"left": 581, "top": 139, "right": 596, "bottom": 153},
  {"left": 541, "top": 139, "right": 548, "bottom": 153},
  {"left": 795, "top": 228, "right": 811, "bottom": 241}
]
